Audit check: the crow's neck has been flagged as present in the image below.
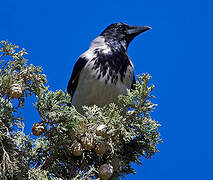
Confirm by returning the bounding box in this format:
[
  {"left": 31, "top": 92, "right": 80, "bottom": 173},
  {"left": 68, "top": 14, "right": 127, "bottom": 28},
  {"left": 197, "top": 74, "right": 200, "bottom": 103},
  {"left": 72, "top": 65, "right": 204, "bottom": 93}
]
[{"left": 90, "top": 36, "right": 127, "bottom": 53}]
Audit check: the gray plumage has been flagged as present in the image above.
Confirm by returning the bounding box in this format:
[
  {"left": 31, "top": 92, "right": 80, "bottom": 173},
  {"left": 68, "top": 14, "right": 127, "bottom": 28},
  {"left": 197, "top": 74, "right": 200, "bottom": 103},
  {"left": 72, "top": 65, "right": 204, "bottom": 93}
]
[{"left": 67, "top": 22, "right": 151, "bottom": 113}]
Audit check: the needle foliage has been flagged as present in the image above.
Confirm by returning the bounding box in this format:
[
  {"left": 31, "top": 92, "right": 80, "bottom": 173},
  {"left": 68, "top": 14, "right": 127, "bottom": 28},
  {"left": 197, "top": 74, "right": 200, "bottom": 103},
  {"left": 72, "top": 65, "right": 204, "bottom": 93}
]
[{"left": 0, "top": 41, "right": 161, "bottom": 180}]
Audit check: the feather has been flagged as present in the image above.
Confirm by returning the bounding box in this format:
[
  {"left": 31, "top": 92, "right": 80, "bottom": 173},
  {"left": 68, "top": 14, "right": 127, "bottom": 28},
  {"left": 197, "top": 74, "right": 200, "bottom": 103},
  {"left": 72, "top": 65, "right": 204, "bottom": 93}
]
[{"left": 67, "top": 57, "right": 87, "bottom": 99}]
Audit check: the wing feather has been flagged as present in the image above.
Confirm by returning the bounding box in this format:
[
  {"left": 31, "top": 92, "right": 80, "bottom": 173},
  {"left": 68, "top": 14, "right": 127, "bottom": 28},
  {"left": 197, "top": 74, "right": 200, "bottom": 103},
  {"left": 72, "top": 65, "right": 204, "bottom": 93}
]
[{"left": 67, "top": 57, "right": 87, "bottom": 99}]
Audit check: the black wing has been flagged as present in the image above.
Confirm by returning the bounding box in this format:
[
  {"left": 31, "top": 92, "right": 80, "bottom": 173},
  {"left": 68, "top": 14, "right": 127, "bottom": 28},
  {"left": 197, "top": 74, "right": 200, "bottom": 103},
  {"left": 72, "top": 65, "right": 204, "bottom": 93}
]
[
  {"left": 67, "top": 57, "right": 87, "bottom": 100},
  {"left": 131, "top": 74, "right": 136, "bottom": 90}
]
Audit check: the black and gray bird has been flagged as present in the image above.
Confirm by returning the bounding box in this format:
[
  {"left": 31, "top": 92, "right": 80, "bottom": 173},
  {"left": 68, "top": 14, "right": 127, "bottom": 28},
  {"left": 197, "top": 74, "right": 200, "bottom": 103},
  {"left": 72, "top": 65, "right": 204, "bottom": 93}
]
[{"left": 67, "top": 22, "right": 151, "bottom": 113}]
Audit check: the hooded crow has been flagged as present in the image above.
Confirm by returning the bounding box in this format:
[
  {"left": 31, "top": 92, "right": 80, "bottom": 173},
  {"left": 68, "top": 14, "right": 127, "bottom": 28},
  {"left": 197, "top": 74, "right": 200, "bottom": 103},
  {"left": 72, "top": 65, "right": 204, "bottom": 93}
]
[{"left": 67, "top": 22, "right": 151, "bottom": 113}]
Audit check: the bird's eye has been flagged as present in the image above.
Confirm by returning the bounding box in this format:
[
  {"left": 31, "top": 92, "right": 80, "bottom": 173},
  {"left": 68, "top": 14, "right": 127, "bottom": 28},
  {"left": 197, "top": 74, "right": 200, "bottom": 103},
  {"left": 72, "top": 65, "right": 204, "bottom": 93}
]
[{"left": 118, "top": 25, "right": 126, "bottom": 31}]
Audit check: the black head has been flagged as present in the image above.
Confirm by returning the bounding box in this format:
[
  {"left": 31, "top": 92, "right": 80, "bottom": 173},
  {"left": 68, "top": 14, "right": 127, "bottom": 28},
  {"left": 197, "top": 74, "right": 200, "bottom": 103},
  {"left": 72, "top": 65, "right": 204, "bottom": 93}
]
[{"left": 100, "top": 22, "right": 151, "bottom": 49}]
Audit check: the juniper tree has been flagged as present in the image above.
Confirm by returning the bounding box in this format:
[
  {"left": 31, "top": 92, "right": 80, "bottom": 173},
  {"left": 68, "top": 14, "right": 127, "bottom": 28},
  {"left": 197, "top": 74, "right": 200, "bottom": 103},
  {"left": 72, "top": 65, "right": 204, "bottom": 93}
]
[{"left": 0, "top": 41, "right": 161, "bottom": 180}]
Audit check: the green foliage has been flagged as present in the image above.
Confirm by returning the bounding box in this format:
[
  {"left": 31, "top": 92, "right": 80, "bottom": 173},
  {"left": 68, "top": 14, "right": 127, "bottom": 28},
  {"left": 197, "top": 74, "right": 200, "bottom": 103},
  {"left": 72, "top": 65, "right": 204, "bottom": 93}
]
[
  {"left": 0, "top": 41, "right": 161, "bottom": 179},
  {"left": 0, "top": 40, "right": 47, "bottom": 179}
]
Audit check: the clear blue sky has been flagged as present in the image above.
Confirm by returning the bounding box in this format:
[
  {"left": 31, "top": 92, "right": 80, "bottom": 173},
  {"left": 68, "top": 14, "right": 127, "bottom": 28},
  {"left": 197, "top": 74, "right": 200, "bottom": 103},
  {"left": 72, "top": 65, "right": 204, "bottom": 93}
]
[{"left": 1, "top": 0, "right": 212, "bottom": 179}]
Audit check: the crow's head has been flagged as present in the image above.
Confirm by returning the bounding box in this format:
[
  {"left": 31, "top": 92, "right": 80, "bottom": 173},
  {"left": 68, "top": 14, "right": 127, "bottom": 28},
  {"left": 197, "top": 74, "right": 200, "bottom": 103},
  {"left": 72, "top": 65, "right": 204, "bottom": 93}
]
[{"left": 100, "top": 22, "right": 151, "bottom": 49}]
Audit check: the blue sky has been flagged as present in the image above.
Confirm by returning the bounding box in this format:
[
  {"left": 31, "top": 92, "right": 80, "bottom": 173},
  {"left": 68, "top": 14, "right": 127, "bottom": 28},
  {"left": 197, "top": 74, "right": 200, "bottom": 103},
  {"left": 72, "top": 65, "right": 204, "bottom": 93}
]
[{"left": 1, "top": 0, "right": 212, "bottom": 179}]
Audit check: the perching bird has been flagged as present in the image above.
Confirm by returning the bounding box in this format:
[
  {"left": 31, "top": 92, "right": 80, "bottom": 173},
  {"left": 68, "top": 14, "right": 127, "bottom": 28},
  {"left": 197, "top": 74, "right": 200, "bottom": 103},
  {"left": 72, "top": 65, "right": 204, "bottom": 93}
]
[{"left": 67, "top": 22, "right": 151, "bottom": 113}]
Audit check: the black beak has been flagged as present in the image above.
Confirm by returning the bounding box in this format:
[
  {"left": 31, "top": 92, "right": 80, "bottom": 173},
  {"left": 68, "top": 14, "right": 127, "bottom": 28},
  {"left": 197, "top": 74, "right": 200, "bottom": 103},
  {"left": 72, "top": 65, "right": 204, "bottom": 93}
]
[{"left": 127, "top": 25, "right": 152, "bottom": 35}]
